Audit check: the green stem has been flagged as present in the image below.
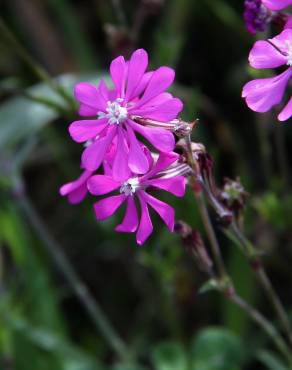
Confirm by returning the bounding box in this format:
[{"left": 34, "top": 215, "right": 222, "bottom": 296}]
[
  {"left": 0, "top": 17, "right": 75, "bottom": 110},
  {"left": 231, "top": 222, "right": 292, "bottom": 348},
  {"left": 227, "top": 293, "right": 292, "bottom": 366},
  {"left": 185, "top": 135, "right": 227, "bottom": 280},
  {"left": 13, "top": 176, "right": 133, "bottom": 363}
]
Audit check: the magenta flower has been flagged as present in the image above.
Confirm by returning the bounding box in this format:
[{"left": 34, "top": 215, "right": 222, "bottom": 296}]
[
  {"left": 285, "top": 15, "right": 292, "bottom": 29},
  {"left": 60, "top": 170, "right": 92, "bottom": 204},
  {"left": 262, "top": 0, "right": 292, "bottom": 11},
  {"left": 69, "top": 49, "right": 183, "bottom": 181},
  {"left": 87, "top": 152, "right": 188, "bottom": 245},
  {"left": 244, "top": 0, "right": 272, "bottom": 34},
  {"left": 242, "top": 28, "right": 292, "bottom": 121}
]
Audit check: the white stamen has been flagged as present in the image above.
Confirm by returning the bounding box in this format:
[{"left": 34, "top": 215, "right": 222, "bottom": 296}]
[
  {"left": 120, "top": 177, "right": 140, "bottom": 196},
  {"left": 285, "top": 40, "right": 292, "bottom": 66},
  {"left": 98, "top": 99, "right": 128, "bottom": 125}
]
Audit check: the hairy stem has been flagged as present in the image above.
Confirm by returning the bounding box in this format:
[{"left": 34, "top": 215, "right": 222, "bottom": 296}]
[{"left": 185, "top": 135, "right": 227, "bottom": 280}]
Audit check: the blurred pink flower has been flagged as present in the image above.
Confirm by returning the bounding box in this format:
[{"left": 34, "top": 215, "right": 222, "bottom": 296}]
[
  {"left": 242, "top": 28, "right": 292, "bottom": 121},
  {"left": 262, "top": 0, "right": 292, "bottom": 11},
  {"left": 69, "top": 49, "right": 183, "bottom": 181},
  {"left": 87, "top": 152, "right": 188, "bottom": 245}
]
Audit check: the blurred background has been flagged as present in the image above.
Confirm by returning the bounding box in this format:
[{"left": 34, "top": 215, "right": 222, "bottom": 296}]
[{"left": 0, "top": 0, "right": 292, "bottom": 369}]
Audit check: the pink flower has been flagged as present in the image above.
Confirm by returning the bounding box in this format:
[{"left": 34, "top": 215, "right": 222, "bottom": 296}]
[
  {"left": 69, "top": 49, "right": 183, "bottom": 181},
  {"left": 262, "top": 0, "right": 292, "bottom": 11},
  {"left": 87, "top": 152, "right": 188, "bottom": 245},
  {"left": 242, "top": 29, "right": 292, "bottom": 121},
  {"left": 285, "top": 15, "right": 292, "bottom": 29},
  {"left": 60, "top": 170, "right": 93, "bottom": 204}
]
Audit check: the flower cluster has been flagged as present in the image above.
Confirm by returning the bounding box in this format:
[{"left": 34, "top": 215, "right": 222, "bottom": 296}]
[
  {"left": 242, "top": 1, "right": 292, "bottom": 122},
  {"left": 60, "top": 49, "right": 190, "bottom": 245},
  {"left": 244, "top": 0, "right": 272, "bottom": 34}
]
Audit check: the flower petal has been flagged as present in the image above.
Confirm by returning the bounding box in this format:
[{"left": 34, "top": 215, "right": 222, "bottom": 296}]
[
  {"left": 249, "top": 40, "right": 286, "bottom": 69},
  {"left": 268, "top": 29, "right": 292, "bottom": 55},
  {"left": 126, "top": 125, "right": 150, "bottom": 174},
  {"left": 131, "top": 71, "right": 153, "bottom": 98},
  {"left": 69, "top": 118, "right": 108, "bottom": 143},
  {"left": 145, "top": 176, "right": 186, "bottom": 197},
  {"left": 112, "top": 128, "right": 131, "bottom": 181},
  {"left": 110, "top": 55, "right": 127, "bottom": 97},
  {"left": 78, "top": 104, "right": 97, "bottom": 117},
  {"left": 125, "top": 49, "right": 148, "bottom": 102},
  {"left": 262, "top": 0, "right": 292, "bottom": 10},
  {"left": 60, "top": 170, "right": 92, "bottom": 204},
  {"left": 130, "top": 93, "right": 173, "bottom": 114},
  {"left": 242, "top": 69, "right": 292, "bottom": 113},
  {"left": 278, "top": 97, "right": 292, "bottom": 121},
  {"left": 142, "top": 151, "right": 179, "bottom": 179},
  {"left": 94, "top": 194, "right": 126, "bottom": 221},
  {"left": 135, "top": 98, "right": 183, "bottom": 122},
  {"left": 115, "top": 196, "right": 139, "bottom": 232},
  {"left": 68, "top": 185, "right": 88, "bottom": 204},
  {"left": 285, "top": 16, "right": 292, "bottom": 29},
  {"left": 82, "top": 127, "right": 117, "bottom": 171},
  {"left": 129, "top": 120, "right": 175, "bottom": 152},
  {"left": 134, "top": 66, "right": 175, "bottom": 108},
  {"left": 141, "top": 192, "right": 174, "bottom": 232},
  {"left": 87, "top": 175, "right": 120, "bottom": 195},
  {"left": 60, "top": 170, "right": 92, "bottom": 196},
  {"left": 74, "top": 81, "right": 107, "bottom": 111},
  {"left": 136, "top": 193, "right": 153, "bottom": 245}
]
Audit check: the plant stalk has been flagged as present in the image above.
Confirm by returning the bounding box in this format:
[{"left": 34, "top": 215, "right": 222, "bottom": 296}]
[
  {"left": 231, "top": 222, "right": 292, "bottom": 348},
  {"left": 12, "top": 176, "right": 132, "bottom": 363},
  {"left": 227, "top": 293, "right": 292, "bottom": 366},
  {"left": 185, "top": 135, "right": 227, "bottom": 280}
]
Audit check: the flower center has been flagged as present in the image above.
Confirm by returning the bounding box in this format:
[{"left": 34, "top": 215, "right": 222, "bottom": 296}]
[
  {"left": 285, "top": 40, "right": 292, "bottom": 66},
  {"left": 98, "top": 98, "right": 128, "bottom": 125},
  {"left": 120, "top": 177, "right": 140, "bottom": 196}
]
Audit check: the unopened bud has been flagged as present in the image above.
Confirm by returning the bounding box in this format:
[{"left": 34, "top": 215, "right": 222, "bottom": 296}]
[
  {"left": 172, "top": 119, "right": 196, "bottom": 138},
  {"left": 131, "top": 116, "right": 196, "bottom": 138},
  {"left": 219, "top": 177, "right": 248, "bottom": 215},
  {"left": 175, "top": 139, "right": 206, "bottom": 161},
  {"left": 197, "top": 152, "right": 213, "bottom": 175},
  {"left": 175, "top": 221, "right": 213, "bottom": 273}
]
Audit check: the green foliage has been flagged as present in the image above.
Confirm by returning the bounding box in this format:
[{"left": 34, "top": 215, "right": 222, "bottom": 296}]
[
  {"left": 0, "top": 73, "right": 108, "bottom": 150},
  {"left": 190, "top": 328, "right": 245, "bottom": 370},
  {"left": 152, "top": 328, "right": 245, "bottom": 370},
  {"left": 253, "top": 192, "right": 292, "bottom": 232},
  {"left": 152, "top": 341, "right": 188, "bottom": 370},
  {"left": 257, "top": 350, "right": 289, "bottom": 370}
]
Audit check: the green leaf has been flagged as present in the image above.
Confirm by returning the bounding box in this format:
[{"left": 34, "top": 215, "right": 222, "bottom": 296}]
[
  {"left": 0, "top": 201, "right": 66, "bottom": 370},
  {"left": 112, "top": 365, "right": 147, "bottom": 370},
  {"left": 152, "top": 341, "right": 188, "bottom": 370},
  {"left": 5, "top": 315, "right": 102, "bottom": 370},
  {"left": 0, "top": 73, "right": 108, "bottom": 149},
  {"left": 257, "top": 350, "right": 289, "bottom": 370},
  {"left": 190, "top": 327, "right": 244, "bottom": 370},
  {"left": 198, "top": 279, "right": 220, "bottom": 294}
]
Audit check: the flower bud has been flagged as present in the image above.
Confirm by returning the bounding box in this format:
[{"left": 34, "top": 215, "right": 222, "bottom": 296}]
[
  {"left": 175, "top": 221, "right": 213, "bottom": 274},
  {"left": 131, "top": 116, "right": 196, "bottom": 138},
  {"left": 219, "top": 177, "right": 248, "bottom": 215}
]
